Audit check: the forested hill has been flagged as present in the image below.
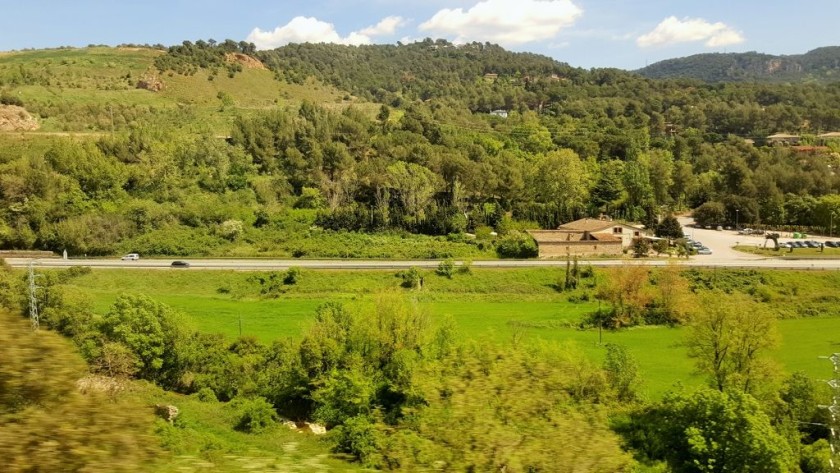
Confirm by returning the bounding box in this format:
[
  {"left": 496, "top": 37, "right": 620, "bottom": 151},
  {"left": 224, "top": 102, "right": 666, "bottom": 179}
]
[
  {"left": 257, "top": 38, "right": 581, "bottom": 110},
  {"left": 635, "top": 47, "right": 840, "bottom": 83}
]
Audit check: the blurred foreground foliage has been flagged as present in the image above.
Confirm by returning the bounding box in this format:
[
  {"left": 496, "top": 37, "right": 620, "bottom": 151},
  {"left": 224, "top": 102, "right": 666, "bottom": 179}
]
[{"left": 0, "top": 308, "right": 160, "bottom": 472}]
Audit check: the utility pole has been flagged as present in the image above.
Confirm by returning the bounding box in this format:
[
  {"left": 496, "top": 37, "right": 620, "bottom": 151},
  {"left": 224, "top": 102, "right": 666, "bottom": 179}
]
[{"left": 28, "top": 261, "right": 41, "bottom": 331}]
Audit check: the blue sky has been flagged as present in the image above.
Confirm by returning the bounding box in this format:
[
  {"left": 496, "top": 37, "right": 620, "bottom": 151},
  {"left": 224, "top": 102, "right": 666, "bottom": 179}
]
[{"left": 2, "top": 0, "right": 838, "bottom": 70}]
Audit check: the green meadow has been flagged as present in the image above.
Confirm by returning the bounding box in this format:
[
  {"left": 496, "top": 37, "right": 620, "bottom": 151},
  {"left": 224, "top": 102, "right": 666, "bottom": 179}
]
[{"left": 58, "top": 266, "right": 840, "bottom": 397}]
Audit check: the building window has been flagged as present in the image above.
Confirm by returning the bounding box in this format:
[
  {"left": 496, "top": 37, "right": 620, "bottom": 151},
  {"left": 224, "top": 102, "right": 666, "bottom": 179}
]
[{"left": 613, "top": 227, "right": 623, "bottom": 234}]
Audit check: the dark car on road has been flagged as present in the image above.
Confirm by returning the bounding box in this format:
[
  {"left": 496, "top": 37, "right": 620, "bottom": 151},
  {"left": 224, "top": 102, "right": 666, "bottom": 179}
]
[{"left": 170, "top": 260, "right": 190, "bottom": 268}]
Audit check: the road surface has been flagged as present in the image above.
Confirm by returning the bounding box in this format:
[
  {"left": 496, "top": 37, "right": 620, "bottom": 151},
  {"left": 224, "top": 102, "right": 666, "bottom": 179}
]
[
  {"left": 5, "top": 255, "right": 840, "bottom": 271},
  {"left": 6, "top": 218, "right": 840, "bottom": 271}
]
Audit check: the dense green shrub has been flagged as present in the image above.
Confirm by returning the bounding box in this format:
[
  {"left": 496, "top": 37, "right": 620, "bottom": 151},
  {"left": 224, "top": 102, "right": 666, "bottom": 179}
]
[
  {"left": 234, "top": 397, "right": 278, "bottom": 433},
  {"left": 436, "top": 259, "right": 455, "bottom": 279},
  {"left": 495, "top": 231, "right": 538, "bottom": 258},
  {"left": 396, "top": 267, "right": 422, "bottom": 289},
  {"left": 195, "top": 387, "right": 217, "bottom": 402},
  {"left": 283, "top": 267, "right": 301, "bottom": 285},
  {"left": 331, "top": 415, "right": 385, "bottom": 468},
  {"left": 314, "top": 204, "right": 372, "bottom": 231}
]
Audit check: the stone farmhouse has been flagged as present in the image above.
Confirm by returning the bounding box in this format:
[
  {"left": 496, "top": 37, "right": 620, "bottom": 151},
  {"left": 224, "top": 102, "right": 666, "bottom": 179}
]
[{"left": 527, "top": 217, "right": 645, "bottom": 258}]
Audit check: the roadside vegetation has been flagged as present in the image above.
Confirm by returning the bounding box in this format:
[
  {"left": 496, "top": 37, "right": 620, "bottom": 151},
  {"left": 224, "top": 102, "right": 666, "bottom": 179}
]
[{"left": 2, "top": 261, "right": 838, "bottom": 471}]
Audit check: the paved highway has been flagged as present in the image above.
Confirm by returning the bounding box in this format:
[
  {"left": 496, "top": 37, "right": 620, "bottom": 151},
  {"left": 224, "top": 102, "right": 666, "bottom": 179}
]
[
  {"left": 7, "top": 219, "right": 840, "bottom": 271},
  {"left": 5, "top": 254, "right": 840, "bottom": 271}
]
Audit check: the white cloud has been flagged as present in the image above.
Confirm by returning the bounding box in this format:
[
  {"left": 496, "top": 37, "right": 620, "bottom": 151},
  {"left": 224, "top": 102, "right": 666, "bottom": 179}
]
[
  {"left": 419, "top": 0, "right": 583, "bottom": 46},
  {"left": 636, "top": 16, "right": 744, "bottom": 48},
  {"left": 358, "top": 16, "right": 407, "bottom": 36},
  {"left": 247, "top": 15, "right": 406, "bottom": 50}
]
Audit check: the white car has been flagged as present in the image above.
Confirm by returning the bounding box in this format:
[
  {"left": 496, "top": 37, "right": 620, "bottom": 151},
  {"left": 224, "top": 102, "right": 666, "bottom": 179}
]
[{"left": 121, "top": 253, "right": 140, "bottom": 261}]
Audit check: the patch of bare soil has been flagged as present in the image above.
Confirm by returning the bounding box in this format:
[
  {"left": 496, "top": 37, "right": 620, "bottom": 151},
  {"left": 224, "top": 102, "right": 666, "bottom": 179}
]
[
  {"left": 137, "top": 69, "right": 165, "bottom": 92},
  {"left": 0, "top": 105, "right": 39, "bottom": 131},
  {"left": 225, "top": 52, "right": 267, "bottom": 70}
]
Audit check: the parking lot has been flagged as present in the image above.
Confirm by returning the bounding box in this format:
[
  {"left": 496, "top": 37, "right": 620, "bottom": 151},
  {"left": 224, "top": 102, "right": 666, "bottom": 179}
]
[{"left": 679, "top": 217, "right": 840, "bottom": 262}]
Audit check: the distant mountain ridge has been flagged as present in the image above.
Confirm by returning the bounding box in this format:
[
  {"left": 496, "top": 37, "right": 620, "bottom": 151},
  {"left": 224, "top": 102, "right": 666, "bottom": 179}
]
[{"left": 635, "top": 47, "right": 840, "bottom": 83}]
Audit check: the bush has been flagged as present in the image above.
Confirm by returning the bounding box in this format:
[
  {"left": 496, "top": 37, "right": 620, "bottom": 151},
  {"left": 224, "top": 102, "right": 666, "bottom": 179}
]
[
  {"left": 234, "top": 397, "right": 278, "bottom": 433},
  {"left": 458, "top": 259, "right": 473, "bottom": 275},
  {"left": 331, "top": 415, "right": 385, "bottom": 468},
  {"left": 0, "top": 91, "right": 24, "bottom": 107},
  {"left": 495, "top": 231, "right": 538, "bottom": 258},
  {"left": 283, "top": 267, "right": 301, "bottom": 285},
  {"left": 568, "top": 292, "right": 591, "bottom": 303},
  {"left": 396, "top": 267, "right": 422, "bottom": 289},
  {"left": 294, "top": 187, "right": 325, "bottom": 209},
  {"left": 631, "top": 237, "right": 651, "bottom": 258},
  {"left": 195, "top": 387, "right": 217, "bottom": 402},
  {"left": 800, "top": 439, "right": 831, "bottom": 473},
  {"left": 436, "top": 259, "right": 455, "bottom": 279},
  {"left": 474, "top": 225, "right": 494, "bottom": 241},
  {"left": 314, "top": 204, "right": 371, "bottom": 231}
]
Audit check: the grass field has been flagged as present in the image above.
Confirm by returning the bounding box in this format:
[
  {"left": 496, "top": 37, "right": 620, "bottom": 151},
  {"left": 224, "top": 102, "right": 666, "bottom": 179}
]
[{"left": 55, "top": 266, "right": 840, "bottom": 398}]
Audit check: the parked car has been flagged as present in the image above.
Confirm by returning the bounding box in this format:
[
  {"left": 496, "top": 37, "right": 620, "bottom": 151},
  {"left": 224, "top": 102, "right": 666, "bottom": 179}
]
[
  {"left": 121, "top": 253, "right": 140, "bottom": 261},
  {"left": 696, "top": 248, "right": 712, "bottom": 255},
  {"left": 779, "top": 242, "right": 792, "bottom": 249},
  {"left": 170, "top": 260, "right": 190, "bottom": 268},
  {"left": 805, "top": 241, "right": 820, "bottom": 248},
  {"left": 826, "top": 241, "right": 838, "bottom": 248}
]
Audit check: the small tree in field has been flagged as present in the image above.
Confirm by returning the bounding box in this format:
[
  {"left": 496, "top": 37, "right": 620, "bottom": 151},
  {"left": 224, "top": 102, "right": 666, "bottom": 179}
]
[
  {"left": 652, "top": 239, "right": 670, "bottom": 256},
  {"left": 631, "top": 237, "right": 651, "bottom": 258},
  {"left": 595, "top": 264, "right": 652, "bottom": 327}
]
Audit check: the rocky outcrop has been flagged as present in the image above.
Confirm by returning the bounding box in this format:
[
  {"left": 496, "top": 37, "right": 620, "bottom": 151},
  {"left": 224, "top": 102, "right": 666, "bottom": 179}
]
[
  {"left": 136, "top": 71, "right": 165, "bottom": 92},
  {"left": 225, "top": 52, "right": 267, "bottom": 70},
  {"left": 155, "top": 404, "right": 180, "bottom": 423}
]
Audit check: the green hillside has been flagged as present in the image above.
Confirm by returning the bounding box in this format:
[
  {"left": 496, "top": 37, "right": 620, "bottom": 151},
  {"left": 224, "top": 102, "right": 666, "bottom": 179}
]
[
  {"left": 636, "top": 46, "right": 840, "bottom": 83},
  {"left": 0, "top": 46, "right": 355, "bottom": 133}
]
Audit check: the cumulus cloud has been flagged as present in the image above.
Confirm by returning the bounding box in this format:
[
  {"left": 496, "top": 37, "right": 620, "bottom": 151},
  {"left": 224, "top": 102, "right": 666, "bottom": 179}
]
[
  {"left": 419, "top": 0, "right": 583, "bottom": 46},
  {"left": 247, "top": 15, "right": 406, "bottom": 50},
  {"left": 636, "top": 16, "right": 744, "bottom": 48},
  {"left": 358, "top": 16, "right": 407, "bottom": 36}
]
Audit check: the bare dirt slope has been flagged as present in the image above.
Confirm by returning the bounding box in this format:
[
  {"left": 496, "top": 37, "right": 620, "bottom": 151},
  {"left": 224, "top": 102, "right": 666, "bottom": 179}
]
[{"left": 0, "top": 105, "right": 39, "bottom": 131}]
